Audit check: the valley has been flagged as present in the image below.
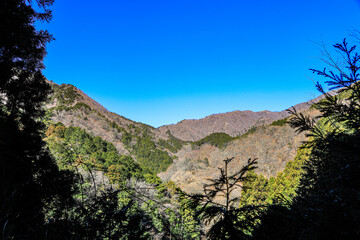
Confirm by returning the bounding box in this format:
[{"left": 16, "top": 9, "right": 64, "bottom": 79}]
[
  {"left": 3, "top": 1, "right": 359, "bottom": 238},
  {"left": 45, "top": 81, "right": 320, "bottom": 194}
]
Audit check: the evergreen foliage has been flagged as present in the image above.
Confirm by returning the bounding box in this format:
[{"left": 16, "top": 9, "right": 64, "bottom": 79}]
[
  {"left": 270, "top": 117, "right": 289, "bottom": 127},
  {"left": 0, "top": 2, "right": 154, "bottom": 238},
  {"left": 192, "top": 132, "right": 238, "bottom": 148},
  {"left": 51, "top": 83, "right": 81, "bottom": 106},
  {"left": 239, "top": 147, "right": 307, "bottom": 207},
  {"left": 50, "top": 102, "right": 92, "bottom": 112},
  {"left": 239, "top": 126, "right": 259, "bottom": 139},
  {"left": 183, "top": 158, "right": 263, "bottom": 239},
  {"left": 6, "top": 0, "right": 359, "bottom": 238},
  {"left": 131, "top": 136, "right": 174, "bottom": 174},
  {"left": 45, "top": 123, "right": 145, "bottom": 183},
  {"left": 158, "top": 130, "right": 184, "bottom": 153},
  {"left": 252, "top": 38, "right": 360, "bottom": 239},
  {"left": 45, "top": 122, "right": 204, "bottom": 238},
  {"left": 0, "top": 1, "right": 80, "bottom": 238},
  {"left": 107, "top": 119, "right": 176, "bottom": 174}
]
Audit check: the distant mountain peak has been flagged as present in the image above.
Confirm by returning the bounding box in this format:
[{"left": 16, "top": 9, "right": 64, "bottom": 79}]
[{"left": 158, "top": 95, "right": 325, "bottom": 142}]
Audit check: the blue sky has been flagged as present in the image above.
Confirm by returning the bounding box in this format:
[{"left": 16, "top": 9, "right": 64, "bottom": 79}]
[{"left": 41, "top": 0, "right": 360, "bottom": 127}]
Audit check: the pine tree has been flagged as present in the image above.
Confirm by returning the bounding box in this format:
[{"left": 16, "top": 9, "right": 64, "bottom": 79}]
[
  {"left": 182, "top": 157, "right": 262, "bottom": 239},
  {"left": 0, "top": 1, "right": 78, "bottom": 238},
  {"left": 252, "top": 38, "right": 360, "bottom": 239}
]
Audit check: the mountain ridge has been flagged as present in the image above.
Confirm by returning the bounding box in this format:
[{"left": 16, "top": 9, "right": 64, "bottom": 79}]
[
  {"left": 47, "top": 80, "right": 327, "bottom": 144},
  {"left": 44, "top": 81, "right": 325, "bottom": 194},
  {"left": 47, "top": 81, "right": 330, "bottom": 143},
  {"left": 158, "top": 95, "right": 325, "bottom": 141}
]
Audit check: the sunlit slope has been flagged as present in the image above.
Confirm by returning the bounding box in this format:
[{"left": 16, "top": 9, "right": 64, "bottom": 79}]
[{"left": 46, "top": 82, "right": 184, "bottom": 174}]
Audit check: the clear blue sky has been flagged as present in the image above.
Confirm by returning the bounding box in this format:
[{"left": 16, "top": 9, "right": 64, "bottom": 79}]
[{"left": 41, "top": 0, "right": 360, "bottom": 127}]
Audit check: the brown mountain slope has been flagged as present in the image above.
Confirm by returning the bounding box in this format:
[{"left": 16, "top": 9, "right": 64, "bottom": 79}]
[
  {"left": 47, "top": 81, "right": 158, "bottom": 133},
  {"left": 158, "top": 110, "right": 284, "bottom": 142},
  {"left": 45, "top": 81, "right": 325, "bottom": 182},
  {"left": 46, "top": 82, "right": 172, "bottom": 158},
  {"left": 158, "top": 95, "right": 326, "bottom": 141},
  {"left": 158, "top": 113, "right": 313, "bottom": 194}
]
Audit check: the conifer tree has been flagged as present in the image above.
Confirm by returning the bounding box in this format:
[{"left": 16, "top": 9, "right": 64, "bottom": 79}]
[
  {"left": 183, "top": 157, "right": 262, "bottom": 239},
  {"left": 0, "top": 1, "right": 78, "bottom": 238},
  {"left": 252, "top": 38, "right": 360, "bottom": 239}
]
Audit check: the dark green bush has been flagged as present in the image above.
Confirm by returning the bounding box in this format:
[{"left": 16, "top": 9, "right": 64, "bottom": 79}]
[
  {"left": 192, "top": 132, "right": 238, "bottom": 148},
  {"left": 270, "top": 117, "right": 289, "bottom": 126}
]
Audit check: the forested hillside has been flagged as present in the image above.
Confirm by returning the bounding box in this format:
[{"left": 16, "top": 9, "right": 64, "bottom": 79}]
[
  {"left": 43, "top": 44, "right": 360, "bottom": 238},
  {"left": 42, "top": 81, "right": 321, "bottom": 239},
  {"left": 45, "top": 81, "right": 317, "bottom": 195},
  {"left": 160, "top": 118, "right": 307, "bottom": 194},
  {"left": 44, "top": 122, "right": 203, "bottom": 239},
  {"left": 2, "top": 0, "right": 359, "bottom": 239},
  {"left": 46, "top": 82, "right": 185, "bottom": 174}
]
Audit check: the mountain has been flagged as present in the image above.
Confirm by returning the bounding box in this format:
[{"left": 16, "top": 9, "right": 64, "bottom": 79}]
[
  {"left": 158, "top": 118, "right": 310, "bottom": 194},
  {"left": 46, "top": 81, "right": 182, "bottom": 174},
  {"left": 45, "top": 81, "right": 323, "bottom": 193},
  {"left": 158, "top": 95, "right": 325, "bottom": 142}
]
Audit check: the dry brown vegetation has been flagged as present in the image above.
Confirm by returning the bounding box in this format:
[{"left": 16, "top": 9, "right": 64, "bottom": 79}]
[{"left": 46, "top": 81, "right": 322, "bottom": 195}]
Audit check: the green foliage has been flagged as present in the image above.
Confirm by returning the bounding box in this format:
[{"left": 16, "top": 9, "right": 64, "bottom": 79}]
[
  {"left": 45, "top": 123, "right": 185, "bottom": 238},
  {"left": 239, "top": 171, "right": 271, "bottom": 206},
  {"left": 112, "top": 126, "right": 175, "bottom": 174},
  {"left": 253, "top": 38, "right": 360, "bottom": 239},
  {"left": 50, "top": 102, "right": 92, "bottom": 113},
  {"left": 239, "top": 126, "right": 259, "bottom": 139},
  {"left": 267, "top": 149, "right": 307, "bottom": 200},
  {"left": 239, "top": 147, "right": 307, "bottom": 207},
  {"left": 270, "top": 117, "right": 289, "bottom": 126},
  {"left": 183, "top": 158, "right": 262, "bottom": 239},
  {"left": 45, "top": 124, "right": 144, "bottom": 184},
  {"left": 0, "top": 1, "right": 80, "bottom": 238},
  {"left": 158, "top": 131, "right": 184, "bottom": 153},
  {"left": 131, "top": 136, "right": 173, "bottom": 174},
  {"left": 109, "top": 120, "right": 127, "bottom": 133},
  {"left": 167, "top": 197, "right": 202, "bottom": 239},
  {"left": 158, "top": 138, "right": 184, "bottom": 154},
  {"left": 310, "top": 87, "right": 353, "bottom": 110},
  {"left": 192, "top": 132, "right": 238, "bottom": 149},
  {"left": 158, "top": 139, "right": 177, "bottom": 152},
  {"left": 72, "top": 102, "right": 92, "bottom": 111},
  {"left": 122, "top": 131, "right": 133, "bottom": 145},
  {"left": 127, "top": 123, "right": 154, "bottom": 138},
  {"left": 167, "top": 130, "right": 185, "bottom": 149},
  {"left": 51, "top": 83, "right": 81, "bottom": 106},
  {"left": 45, "top": 122, "right": 174, "bottom": 190}
]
